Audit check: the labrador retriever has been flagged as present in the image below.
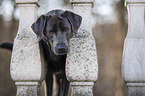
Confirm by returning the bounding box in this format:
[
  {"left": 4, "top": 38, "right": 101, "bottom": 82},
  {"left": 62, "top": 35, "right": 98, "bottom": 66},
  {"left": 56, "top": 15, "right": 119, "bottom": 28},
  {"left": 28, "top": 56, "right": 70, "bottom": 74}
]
[{"left": 31, "top": 10, "right": 82, "bottom": 96}]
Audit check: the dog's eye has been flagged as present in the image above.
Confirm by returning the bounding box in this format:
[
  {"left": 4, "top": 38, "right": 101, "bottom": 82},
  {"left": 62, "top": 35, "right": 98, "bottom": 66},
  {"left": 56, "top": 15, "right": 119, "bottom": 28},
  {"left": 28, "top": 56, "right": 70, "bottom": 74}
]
[
  {"left": 64, "top": 28, "right": 68, "bottom": 32},
  {"left": 49, "top": 31, "right": 54, "bottom": 34}
]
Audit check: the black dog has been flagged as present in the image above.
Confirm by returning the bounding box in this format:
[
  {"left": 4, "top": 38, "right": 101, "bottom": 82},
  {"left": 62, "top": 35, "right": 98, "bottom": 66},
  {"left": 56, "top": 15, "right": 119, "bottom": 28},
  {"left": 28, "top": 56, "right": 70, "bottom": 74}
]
[{"left": 31, "top": 10, "right": 82, "bottom": 96}]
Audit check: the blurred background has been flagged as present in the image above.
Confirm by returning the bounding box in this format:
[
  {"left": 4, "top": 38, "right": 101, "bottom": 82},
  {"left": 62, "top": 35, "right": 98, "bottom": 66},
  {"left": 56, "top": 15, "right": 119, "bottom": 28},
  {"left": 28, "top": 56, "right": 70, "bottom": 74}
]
[{"left": 0, "top": 0, "right": 128, "bottom": 96}]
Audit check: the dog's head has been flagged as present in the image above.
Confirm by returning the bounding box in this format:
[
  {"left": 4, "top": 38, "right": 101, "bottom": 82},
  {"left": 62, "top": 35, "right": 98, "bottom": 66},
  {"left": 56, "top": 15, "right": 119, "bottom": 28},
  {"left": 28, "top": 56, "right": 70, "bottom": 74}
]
[{"left": 31, "top": 10, "right": 82, "bottom": 55}]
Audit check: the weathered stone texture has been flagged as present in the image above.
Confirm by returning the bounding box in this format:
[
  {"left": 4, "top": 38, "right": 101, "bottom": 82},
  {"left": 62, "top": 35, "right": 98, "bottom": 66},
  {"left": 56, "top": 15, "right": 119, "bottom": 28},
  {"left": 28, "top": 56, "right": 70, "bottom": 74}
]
[
  {"left": 122, "top": 0, "right": 145, "bottom": 95},
  {"left": 66, "top": 0, "right": 98, "bottom": 95},
  {"left": 10, "top": 0, "right": 45, "bottom": 95}
]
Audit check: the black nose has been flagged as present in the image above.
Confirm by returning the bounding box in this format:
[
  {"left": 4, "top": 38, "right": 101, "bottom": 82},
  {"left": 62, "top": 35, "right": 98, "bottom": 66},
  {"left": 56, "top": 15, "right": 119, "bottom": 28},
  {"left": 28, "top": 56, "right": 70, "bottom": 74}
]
[{"left": 57, "top": 43, "right": 66, "bottom": 52}]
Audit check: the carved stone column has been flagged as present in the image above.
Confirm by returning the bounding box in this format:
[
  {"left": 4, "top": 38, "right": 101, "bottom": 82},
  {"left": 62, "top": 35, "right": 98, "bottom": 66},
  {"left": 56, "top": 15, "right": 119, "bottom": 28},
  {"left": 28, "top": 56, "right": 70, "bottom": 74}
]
[
  {"left": 10, "top": 0, "right": 45, "bottom": 95},
  {"left": 122, "top": 0, "right": 145, "bottom": 96},
  {"left": 66, "top": 0, "right": 98, "bottom": 95}
]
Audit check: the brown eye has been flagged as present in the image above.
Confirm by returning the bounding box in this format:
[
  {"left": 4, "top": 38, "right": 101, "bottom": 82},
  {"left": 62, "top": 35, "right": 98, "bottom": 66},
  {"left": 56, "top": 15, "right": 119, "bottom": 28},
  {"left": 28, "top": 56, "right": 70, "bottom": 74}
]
[
  {"left": 64, "top": 28, "right": 68, "bottom": 32},
  {"left": 49, "top": 31, "right": 54, "bottom": 34}
]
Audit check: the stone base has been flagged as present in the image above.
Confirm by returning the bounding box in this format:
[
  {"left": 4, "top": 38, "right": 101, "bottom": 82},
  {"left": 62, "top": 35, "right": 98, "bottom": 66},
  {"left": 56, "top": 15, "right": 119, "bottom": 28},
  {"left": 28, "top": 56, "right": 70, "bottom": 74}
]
[
  {"left": 70, "top": 82, "right": 94, "bottom": 96},
  {"left": 127, "top": 83, "right": 145, "bottom": 96},
  {"left": 15, "top": 82, "right": 40, "bottom": 96}
]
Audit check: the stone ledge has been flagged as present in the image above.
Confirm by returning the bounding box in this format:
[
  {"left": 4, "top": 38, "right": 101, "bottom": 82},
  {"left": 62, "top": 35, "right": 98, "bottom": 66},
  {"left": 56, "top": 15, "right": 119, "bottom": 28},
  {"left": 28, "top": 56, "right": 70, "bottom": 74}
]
[
  {"left": 127, "top": 83, "right": 145, "bottom": 87},
  {"left": 126, "top": 0, "right": 145, "bottom": 2},
  {"left": 70, "top": 82, "right": 94, "bottom": 86},
  {"left": 16, "top": 0, "right": 40, "bottom": 7},
  {"left": 16, "top": 0, "right": 38, "bottom": 2},
  {"left": 125, "top": 0, "right": 145, "bottom": 6},
  {"left": 70, "top": 0, "right": 93, "bottom": 4},
  {"left": 15, "top": 82, "right": 40, "bottom": 86}
]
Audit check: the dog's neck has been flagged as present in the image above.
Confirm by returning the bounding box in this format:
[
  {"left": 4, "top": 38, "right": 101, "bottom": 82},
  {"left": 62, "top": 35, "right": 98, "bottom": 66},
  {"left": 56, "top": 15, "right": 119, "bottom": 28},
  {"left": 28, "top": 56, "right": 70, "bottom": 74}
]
[{"left": 48, "top": 47, "right": 66, "bottom": 62}]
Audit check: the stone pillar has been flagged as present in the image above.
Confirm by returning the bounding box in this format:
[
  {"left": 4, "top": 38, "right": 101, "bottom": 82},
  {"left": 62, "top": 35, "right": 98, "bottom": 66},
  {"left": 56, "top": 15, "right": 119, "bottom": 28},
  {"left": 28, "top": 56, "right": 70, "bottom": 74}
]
[
  {"left": 10, "top": 0, "right": 45, "bottom": 95},
  {"left": 66, "top": 0, "right": 98, "bottom": 95},
  {"left": 122, "top": 0, "right": 145, "bottom": 96}
]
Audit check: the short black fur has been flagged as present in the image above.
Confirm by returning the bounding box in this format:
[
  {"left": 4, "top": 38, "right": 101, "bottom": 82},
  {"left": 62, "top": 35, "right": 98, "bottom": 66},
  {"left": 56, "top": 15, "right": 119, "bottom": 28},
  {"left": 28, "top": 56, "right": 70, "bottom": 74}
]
[{"left": 31, "top": 10, "right": 82, "bottom": 96}]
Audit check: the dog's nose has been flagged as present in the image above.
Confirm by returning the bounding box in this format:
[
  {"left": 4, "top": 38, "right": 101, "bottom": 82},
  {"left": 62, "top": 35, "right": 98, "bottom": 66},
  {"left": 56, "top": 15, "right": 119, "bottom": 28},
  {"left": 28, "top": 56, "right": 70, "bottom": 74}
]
[{"left": 57, "top": 43, "right": 66, "bottom": 52}]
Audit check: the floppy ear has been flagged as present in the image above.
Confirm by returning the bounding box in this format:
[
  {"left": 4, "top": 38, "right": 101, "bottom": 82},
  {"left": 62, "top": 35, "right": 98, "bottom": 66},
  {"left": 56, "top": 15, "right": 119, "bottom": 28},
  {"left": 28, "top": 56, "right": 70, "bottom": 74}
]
[
  {"left": 31, "top": 15, "right": 46, "bottom": 40},
  {"left": 64, "top": 11, "right": 82, "bottom": 34}
]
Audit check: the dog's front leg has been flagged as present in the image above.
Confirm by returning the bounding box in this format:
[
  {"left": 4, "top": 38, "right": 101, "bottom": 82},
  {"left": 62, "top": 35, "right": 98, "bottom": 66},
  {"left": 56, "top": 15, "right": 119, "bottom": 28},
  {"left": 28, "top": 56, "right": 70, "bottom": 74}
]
[
  {"left": 59, "top": 74, "right": 70, "bottom": 96},
  {"left": 45, "top": 73, "right": 53, "bottom": 96}
]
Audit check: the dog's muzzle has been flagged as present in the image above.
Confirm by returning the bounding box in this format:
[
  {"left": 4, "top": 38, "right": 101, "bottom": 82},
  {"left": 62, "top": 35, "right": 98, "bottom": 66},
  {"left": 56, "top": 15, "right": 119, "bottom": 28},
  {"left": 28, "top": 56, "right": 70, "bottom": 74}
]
[{"left": 56, "top": 43, "right": 67, "bottom": 54}]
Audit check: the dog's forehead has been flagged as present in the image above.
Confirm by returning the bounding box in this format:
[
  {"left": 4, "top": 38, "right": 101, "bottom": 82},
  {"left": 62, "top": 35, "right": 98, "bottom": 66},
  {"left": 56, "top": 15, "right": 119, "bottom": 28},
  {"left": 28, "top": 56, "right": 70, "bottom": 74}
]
[
  {"left": 45, "top": 16, "right": 70, "bottom": 28},
  {"left": 46, "top": 15, "right": 68, "bottom": 22}
]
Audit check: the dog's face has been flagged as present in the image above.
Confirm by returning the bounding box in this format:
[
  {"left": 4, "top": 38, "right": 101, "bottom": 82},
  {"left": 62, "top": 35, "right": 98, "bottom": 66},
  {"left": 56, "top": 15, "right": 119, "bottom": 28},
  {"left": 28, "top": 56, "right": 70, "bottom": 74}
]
[
  {"left": 31, "top": 10, "right": 82, "bottom": 55},
  {"left": 43, "top": 16, "right": 72, "bottom": 55}
]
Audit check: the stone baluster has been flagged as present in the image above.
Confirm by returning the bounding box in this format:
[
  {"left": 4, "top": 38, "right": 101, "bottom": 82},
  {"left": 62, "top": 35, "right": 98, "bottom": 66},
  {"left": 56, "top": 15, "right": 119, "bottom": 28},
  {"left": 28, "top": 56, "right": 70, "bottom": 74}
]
[
  {"left": 122, "top": 0, "right": 145, "bottom": 96},
  {"left": 66, "top": 0, "right": 98, "bottom": 95},
  {"left": 10, "top": 0, "right": 45, "bottom": 95}
]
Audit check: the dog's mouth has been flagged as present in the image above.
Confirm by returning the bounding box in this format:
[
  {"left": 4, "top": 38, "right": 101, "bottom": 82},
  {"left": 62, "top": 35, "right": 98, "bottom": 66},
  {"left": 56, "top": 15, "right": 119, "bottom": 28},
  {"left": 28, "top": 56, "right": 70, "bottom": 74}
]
[
  {"left": 55, "top": 49, "right": 68, "bottom": 55},
  {"left": 57, "top": 51, "right": 67, "bottom": 55}
]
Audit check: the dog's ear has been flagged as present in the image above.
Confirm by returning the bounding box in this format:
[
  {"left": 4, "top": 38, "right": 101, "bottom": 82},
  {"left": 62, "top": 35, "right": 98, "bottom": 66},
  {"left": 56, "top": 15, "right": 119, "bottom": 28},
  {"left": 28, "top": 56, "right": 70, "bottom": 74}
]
[
  {"left": 64, "top": 11, "right": 82, "bottom": 34},
  {"left": 31, "top": 15, "right": 46, "bottom": 40}
]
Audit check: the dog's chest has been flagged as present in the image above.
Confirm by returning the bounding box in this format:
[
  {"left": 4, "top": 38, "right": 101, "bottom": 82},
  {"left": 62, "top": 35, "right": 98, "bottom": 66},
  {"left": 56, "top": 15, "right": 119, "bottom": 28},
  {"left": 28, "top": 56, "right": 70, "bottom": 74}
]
[
  {"left": 48, "top": 55, "right": 66, "bottom": 73},
  {"left": 41, "top": 40, "right": 66, "bottom": 73}
]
